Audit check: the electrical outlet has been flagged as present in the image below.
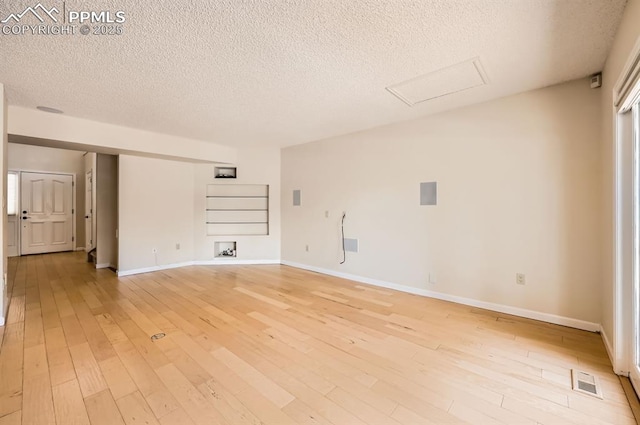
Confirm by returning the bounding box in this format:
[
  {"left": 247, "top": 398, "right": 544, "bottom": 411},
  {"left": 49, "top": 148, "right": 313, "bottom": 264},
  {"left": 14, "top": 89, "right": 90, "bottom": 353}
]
[
  {"left": 516, "top": 273, "right": 526, "bottom": 285},
  {"left": 305, "top": 244, "right": 309, "bottom": 252},
  {"left": 152, "top": 247, "right": 158, "bottom": 254},
  {"left": 176, "top": 243, "right": 180, "bottom": 250},
  {"left": 428, "top": 273, "right": 436, "bottom": 284}
]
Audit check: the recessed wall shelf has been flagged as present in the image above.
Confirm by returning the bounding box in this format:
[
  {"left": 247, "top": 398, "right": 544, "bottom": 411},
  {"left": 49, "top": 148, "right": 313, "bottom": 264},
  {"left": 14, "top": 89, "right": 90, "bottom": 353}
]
[
  {"left": 214, "top": 166, "right": 237, "bottom": 179},
  {"left": 215, "top": 241, "right": 237, "bottom": 258},
  {"left": 206, "top": 184, "right": 269, "bottom": 235}
]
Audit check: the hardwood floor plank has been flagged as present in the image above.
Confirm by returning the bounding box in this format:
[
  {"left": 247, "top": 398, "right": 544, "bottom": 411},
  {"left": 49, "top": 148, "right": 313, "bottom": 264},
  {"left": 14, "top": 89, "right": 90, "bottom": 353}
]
[
  {"left": 115, "top": 391, "right": 160, "bottom": 425},
  {"left": 197, "top": 378, "right": 266, "bottom": 425},
  {"left": 97, "top": 356, "right": 140, "bottom": 400},
  {"left": 84, "top": 390, "right": 126, "bottom": 425},
  {"left": 157, "top": 408, "right": 196, "bottom": 425},
  {"left": 0, "top": 323, "right": 24, "bottom": 417},
  {"left": 211, "top": 346, "right": 295, "bottom": 408},
  {"left": 22, "top": 373, "right": 55, "bottom": 425},
  {"left": 51, "top": 379, "right": 91, "bottom": 425},
  {"left": 234, "top": 286, "right": 291, "bottom": 309},
  {"left": 155, "top": 363, "right": 230, "bottom": 425},
  {"left": 68, "top": 342, "right": 109, "bottom": 398},
  {"left": 0, "top": 411, "right": 22, "bottom": 425}
]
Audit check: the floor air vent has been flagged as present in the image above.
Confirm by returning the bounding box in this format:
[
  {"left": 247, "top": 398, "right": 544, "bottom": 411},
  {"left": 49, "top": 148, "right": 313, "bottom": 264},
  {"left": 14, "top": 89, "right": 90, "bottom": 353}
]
[{"left": 571, "top": 369, "right": 603, "bottom": 399}]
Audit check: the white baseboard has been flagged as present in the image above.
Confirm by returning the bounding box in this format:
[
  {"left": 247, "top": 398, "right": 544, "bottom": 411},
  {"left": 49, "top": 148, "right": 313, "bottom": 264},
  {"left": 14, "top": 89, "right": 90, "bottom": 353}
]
[
  {"left": 117, "top": 261, "right": 195, "bottom": 277},
  {"left": 96, "top": 263, "right": 111, "bottom": 269},
  {"left": 194, "top": 259, "right": 281, "bottom": 266},
  {"left": 117, "top": 259, "right": 280, "bottom": 277},
  {"left": 75, "top": 247, "right": 86, "bottom": 252},
  {"left": 281, "top": 260, "right": 601, "bottom": 333},
  {"left": 601, "top": 325, "right": 630, "bottom": 376},
  {"left": 1, "top": 295, "right": 9, "bottom": 326},
  {"left": 601, "top": 325, "right": 616, "bottom": 368}
]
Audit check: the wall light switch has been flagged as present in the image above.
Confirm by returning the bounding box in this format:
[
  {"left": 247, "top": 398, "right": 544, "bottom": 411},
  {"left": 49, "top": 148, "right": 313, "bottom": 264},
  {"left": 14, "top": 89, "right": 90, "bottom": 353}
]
[{"left": 293, "top": 190, "right": 301, "bottom": 206}]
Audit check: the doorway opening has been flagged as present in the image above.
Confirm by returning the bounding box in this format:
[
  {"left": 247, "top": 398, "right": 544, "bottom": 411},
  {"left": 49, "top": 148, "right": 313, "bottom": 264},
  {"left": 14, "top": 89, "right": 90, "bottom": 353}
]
[{"left": 6, "top": 141, "right": 119, "bottom": 271}]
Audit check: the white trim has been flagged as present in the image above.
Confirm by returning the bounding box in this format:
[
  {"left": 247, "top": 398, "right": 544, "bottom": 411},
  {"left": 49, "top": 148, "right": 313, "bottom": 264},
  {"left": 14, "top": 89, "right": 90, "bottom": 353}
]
[
  {"left": 614, "top": 110, "right": 627, "bottom": 373},
  {"left": 117, "top": 259, "right": 280, "bottom": 277},
  {"left": 601, "top": 325, "right": 626, "bottom": 375},
  {"left": 117, "top": 261, "right": 194, "bottom": 277},
  {"left": 615, "top": 35, "right": 640, "bottom": 109},
  {"left": 194, "top": 259, "right": 281, "bottom": 266},
  {"left": 95, "top": 263, "right": 111, "bottom": 269},
  {"left": 281, "top": 260, "right": 601, "bottom": 333},
  {"left": 1, "top": 289, "right": 8, "bottom": 327},
  {"left": 75, "top": 246, "right": 85, "bottom": 252}
]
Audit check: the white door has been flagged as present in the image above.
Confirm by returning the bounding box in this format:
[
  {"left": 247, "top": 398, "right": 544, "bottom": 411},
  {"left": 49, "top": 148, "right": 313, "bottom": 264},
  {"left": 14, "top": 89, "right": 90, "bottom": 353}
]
[
  {"left": 20, "top": 172, "right": 74, "bottom": 255},
  {"left": 85, "top": 170, "right": 93, "bottom": 251}
]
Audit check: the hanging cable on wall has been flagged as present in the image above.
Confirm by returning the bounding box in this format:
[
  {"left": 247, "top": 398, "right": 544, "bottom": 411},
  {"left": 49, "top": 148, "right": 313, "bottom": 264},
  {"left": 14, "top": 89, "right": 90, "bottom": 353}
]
[{"left": 340, "top": 212, "right": 346, "bottom": 264}]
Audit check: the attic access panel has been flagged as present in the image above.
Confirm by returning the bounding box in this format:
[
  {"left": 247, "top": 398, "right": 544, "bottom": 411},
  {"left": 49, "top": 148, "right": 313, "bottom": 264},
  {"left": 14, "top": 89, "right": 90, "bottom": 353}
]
[{"left": 387, "top": 57, "right": 488, "bottom": 106}]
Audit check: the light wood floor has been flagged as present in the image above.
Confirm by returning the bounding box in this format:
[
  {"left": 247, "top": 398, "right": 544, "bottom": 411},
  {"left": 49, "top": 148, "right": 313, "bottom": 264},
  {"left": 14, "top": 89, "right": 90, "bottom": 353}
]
[{"left": 0, "top": 252, "right": 635, "bottom": 425}]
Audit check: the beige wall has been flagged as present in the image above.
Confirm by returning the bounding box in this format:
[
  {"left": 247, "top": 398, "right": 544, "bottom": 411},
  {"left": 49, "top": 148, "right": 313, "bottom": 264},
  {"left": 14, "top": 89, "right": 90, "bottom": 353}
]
[
  {"left": 0, "top": 85, "right": 7, "bottom": 326},
  {"left": 8, "top": 106, "right": 236, "bottom": 164},
  {"left": 84, "top": 152, "right": 97, "bottom": 251},
  {"left": 118, "top": 155, "right": 195, "bottom": 272},
  {"left": 282, "top": 78, "right": 602, "bottom": 325},
  {"left": 600, "top": 0, "right": 640, "bottom": 358},
  {"left": 194, "top": 148, "right": 281, "bottom": 262},
  {"left": 8, "top": 143, "right": 86, "bottom": 248},
  {"left": 119, "top": 148, "right": 281, "bottom": 274},
  {"left": 96, "top": 154, "right": 118, "bottom": 268}
]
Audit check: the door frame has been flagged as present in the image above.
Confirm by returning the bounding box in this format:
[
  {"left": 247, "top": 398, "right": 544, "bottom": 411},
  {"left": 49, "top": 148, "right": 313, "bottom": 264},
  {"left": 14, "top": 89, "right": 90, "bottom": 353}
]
[
  {"left": 7, "top": 169, "right": 19, "bottom": 257},
  {"left": 85, "top": 169, "right": 93, "bottom": 252},
  {"left": 631, "top": 103, "right": 640, "bottom": 391},
  {"left": 17, "top": 169, "right": 76, "bottom": 254},
  {"left": 613, "top": 35, "right": 640, "bottom": 392}
]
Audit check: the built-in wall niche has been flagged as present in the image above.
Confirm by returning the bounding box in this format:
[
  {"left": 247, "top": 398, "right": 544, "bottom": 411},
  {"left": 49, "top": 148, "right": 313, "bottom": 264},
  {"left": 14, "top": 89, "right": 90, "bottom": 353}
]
[
  {"left": 214, "top": 166, "right": 237, "bottom": 179},
  {"left": 206, "top": 184, "right": 269, "bottom": 236},
  {"left": 214, "top": 241, "right": 237, "bottom": 258}
]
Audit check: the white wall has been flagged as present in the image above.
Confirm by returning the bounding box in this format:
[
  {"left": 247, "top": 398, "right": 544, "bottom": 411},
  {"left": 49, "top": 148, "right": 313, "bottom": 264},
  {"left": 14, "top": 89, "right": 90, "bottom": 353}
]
[
  {"left": 282, "top": 78, "right": 602, "bottom": 326},
  {"left": 600, "top": 0, "right": 640, "bottom": 369},
  {"left": 8, "top": 106, "right": 236, "bottom": 164},
  {"left": 118, "top": 149, "right": 281, "bottom": 274},
  {"left": 118, "top": 155, "right": 195, "bottom": 273},
  {"left": 84, "top": 153, "right": 97, "bottom": 251},
  {"left": 96, "top": 154, "right": 118, "bottom": 268},
  {"left": 8, "top": 143, "right": 85, "bottom": 249},
  {"left": 194, "top": 148, "right": 281, "bottom": 262},
  {"left": 0, "top": 84, "right": 7, "bottom": 326}
]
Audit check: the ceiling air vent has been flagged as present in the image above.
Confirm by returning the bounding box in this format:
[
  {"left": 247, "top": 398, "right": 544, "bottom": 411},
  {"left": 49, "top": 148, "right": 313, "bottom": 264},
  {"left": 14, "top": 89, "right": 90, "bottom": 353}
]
[
  {"left": 386, "top": 57, "right": 489, "bottom": 106},
  {"left": 571, "top": 369, "right": 603, "bottom": 399}
]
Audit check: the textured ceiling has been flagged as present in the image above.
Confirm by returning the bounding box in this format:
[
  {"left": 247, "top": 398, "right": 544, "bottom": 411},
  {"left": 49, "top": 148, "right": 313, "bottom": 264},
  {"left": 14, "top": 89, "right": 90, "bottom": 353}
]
[{"left": 0, "top": 0, "right": 628, "bottom": 148}]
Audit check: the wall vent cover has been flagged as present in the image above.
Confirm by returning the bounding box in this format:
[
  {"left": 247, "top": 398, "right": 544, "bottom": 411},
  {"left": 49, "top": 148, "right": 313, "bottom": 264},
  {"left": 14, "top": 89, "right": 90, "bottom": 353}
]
[
  {"left": 571, "top": 369, "right": 603, "bottom": 399},
  {"left": 387, "top": 57, "right": 489, "bottom": 106}
]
